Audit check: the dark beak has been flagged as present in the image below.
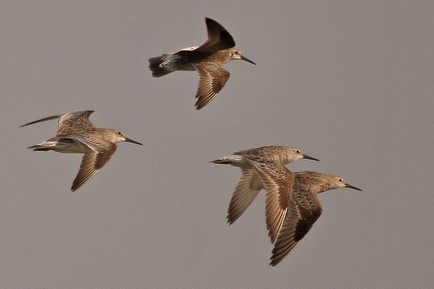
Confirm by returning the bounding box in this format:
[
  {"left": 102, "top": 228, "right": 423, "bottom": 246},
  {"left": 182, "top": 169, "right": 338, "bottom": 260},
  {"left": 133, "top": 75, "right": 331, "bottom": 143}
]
[
  {"left": 345, "top": 183, "right": 362, "bottom": 191},
  {"left": 125, "top": 137, "right": 143, "bottom": 145},
  {"left": 240, "top": 55, "right": 256, "bottom": 65},
  {"left": 302, "top": 154, "right": 319, "bottom": 161}
]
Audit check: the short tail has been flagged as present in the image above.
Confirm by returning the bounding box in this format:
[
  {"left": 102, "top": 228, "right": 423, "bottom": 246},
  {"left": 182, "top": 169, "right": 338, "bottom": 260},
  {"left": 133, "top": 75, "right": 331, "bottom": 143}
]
[
  {"left": 210, "top": 155, "right": 243, "bottom": 164},
  {"left": 210, "top": 158, "right": 231, "bottom": 165},
  {"left": 28, "top": 145, "right": 52, "bottom": 151},
  {"left": 27, "top": 141, "right": 57, "bottom": 151},
  {"left": 148, "top": 56, "right": 172, "bottom": 77}
]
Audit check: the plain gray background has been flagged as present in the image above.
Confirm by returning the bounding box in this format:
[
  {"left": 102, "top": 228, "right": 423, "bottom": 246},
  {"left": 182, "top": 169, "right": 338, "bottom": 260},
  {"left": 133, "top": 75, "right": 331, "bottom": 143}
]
[{"left": 1, "top": 1, "right": 433, "bottom": 288}]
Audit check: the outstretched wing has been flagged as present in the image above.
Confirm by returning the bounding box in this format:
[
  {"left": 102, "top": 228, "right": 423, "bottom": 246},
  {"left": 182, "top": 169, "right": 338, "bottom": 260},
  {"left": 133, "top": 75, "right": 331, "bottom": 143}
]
[
  {"left": 270, "top": 190, "right": 322, "bottom": 266},
  {"left": 194, "top": 64, "right": 230, "bottom": 109},
  {"left": 249, "top": 160, "right": 294, "bottom": 243},
  {"left": 68, "top": 136, "right": 116, "bottom": 192},
  {"left": 196, "top": 17, "right": 235, "bottom": 53},
  {"left": 57, "top": 111, "right": 96, "bottom": 136},
  {"left": 227, "top": 168, "right": 264, "bottom": 224}
]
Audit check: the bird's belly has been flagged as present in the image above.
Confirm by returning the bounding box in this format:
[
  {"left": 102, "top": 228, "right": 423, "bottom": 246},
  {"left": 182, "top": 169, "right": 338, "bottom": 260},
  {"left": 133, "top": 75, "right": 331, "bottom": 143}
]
[
  {"left": 53, "top": 140, "right": 84, "bottom": 153},
  {"left": 230, "top": 158, "right": 252, "bottom": 168},
  {"left": 161, "top": 57, "right": 195, "bottom": 71},
  {"left": 176, "top": 64, "right": 196, "bottom": 71},
  {"left": 161, "top": 48, "right": 202, "bottom": 71}
]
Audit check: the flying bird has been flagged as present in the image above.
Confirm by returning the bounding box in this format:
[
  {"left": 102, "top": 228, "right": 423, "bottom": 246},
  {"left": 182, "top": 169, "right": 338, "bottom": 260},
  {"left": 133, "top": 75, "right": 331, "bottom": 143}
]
[
  {"left": 21, "top": 110, "right": 142, "bottom": 192},
  {"left": 149, "top": 17, "right": 255, "bottom": 110},
  {"left": 211, "top": 146, "right": 319, "bottom": 243},
  {"left": 270, "top": 171, "right": 362, "bottom": 266}
]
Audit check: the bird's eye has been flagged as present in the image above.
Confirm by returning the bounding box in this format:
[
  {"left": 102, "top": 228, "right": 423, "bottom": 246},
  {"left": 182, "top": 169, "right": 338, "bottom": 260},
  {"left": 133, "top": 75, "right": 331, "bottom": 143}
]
[
  {"left": 118, "top": 132, "right": 122, "bottom": 135},
  {"left": 338, "top": 178, "right": 343, "bottom": 182},
  {"left": 296, "top": 150, "right": 301, "bottom": 154}
]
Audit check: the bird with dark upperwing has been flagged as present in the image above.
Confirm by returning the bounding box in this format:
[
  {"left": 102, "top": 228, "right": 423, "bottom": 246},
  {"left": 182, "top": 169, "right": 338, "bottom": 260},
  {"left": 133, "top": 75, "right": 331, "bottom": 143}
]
[
  {"left": 21, "top": 110, "right": 142, "bottom": 192},
  {"left": 148, "top": 17, "right": 256, "bottom": 110},
  {"left": 211, "top": 146, "right": 319, "bottom": 243},
  {"left": 270, "top": 171, "right": 362, "bottom": 266}
]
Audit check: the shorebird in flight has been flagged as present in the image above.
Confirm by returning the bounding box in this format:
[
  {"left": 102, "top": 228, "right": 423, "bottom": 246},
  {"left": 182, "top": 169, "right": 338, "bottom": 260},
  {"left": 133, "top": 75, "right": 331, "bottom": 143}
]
[
  {"left": 21, "top": 110, "right": 142, "bottom": 192},
  {"left": 149, "top": 17, "right": 255, "bottom": 110}
]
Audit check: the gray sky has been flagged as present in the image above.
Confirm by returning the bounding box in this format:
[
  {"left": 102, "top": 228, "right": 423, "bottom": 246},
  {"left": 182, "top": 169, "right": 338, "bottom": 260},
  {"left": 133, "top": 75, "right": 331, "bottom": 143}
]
[{"left": 1, "top": 1, "right": 434, "bottom": 288}]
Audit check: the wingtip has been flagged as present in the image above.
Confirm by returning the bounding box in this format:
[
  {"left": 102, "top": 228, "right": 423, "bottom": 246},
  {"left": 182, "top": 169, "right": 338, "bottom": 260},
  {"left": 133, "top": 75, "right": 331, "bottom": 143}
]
[
  {"left": 70, "top": 183, "right": 79, "bottom": 192},
  {"left": 226, "top": 213, "right": 236, "bottom": 225},
  {"left": 20, "top": 122, "right": 33, "bottom": 128},
  {"left": 71, "top": 178, "right": 82, "bottom": 192},
  {"left": 194, "top": 100, "right": 208, "bottom": 110},
  {"left": 204, "top": 17, "right": 215, "bottom": 24},
  {"left": 210, "top": 159, "right": 229, "bottom": 164},
  {"left": 269, "top": 259, "right": 279, "bottom": 267}
]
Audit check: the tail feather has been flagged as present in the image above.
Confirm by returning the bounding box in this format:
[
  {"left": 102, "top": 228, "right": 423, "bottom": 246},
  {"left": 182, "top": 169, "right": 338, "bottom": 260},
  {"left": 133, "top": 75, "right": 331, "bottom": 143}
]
[
  {"left": 27, "top": 140, "right": 59, "bottom": 151},
  {"left": 31, "top": 148, "right": 52, "bottom": 151},
  {"left": 210, "top": 158, "right": 232, "bottom": 164},
  {"left": 28, "top": 144, "right": 54, "bottom": 151},
  {"left": 148, "top": 56, "right": 171, "bottom": 77},
  {"left": 211, "top": 155, "right": 246, "bottom": 168}
]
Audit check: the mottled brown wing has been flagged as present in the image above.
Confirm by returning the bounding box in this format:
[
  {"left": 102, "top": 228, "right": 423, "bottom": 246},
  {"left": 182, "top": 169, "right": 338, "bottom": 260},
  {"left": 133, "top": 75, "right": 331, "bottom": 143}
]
[
  {"left": 194, "top": 64, "right": 230, "bottom": 109},
  {"left": 270, "top": 191, "right": 322, "bottom": 266},
  {"left": 250, "top": 160, "right": 294, "bottom": 243},
  {"left": 196, "top": 17, "right": 235, "bottom": 53},
  {"left": 57, "top": 111, "right": 96, "bottom": 136},
  {"left": 69, "top": 136, "right": 116, "bottom": 192},
  {"left": 227, "top": 168, "right": 264, "bottom": 224}
]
